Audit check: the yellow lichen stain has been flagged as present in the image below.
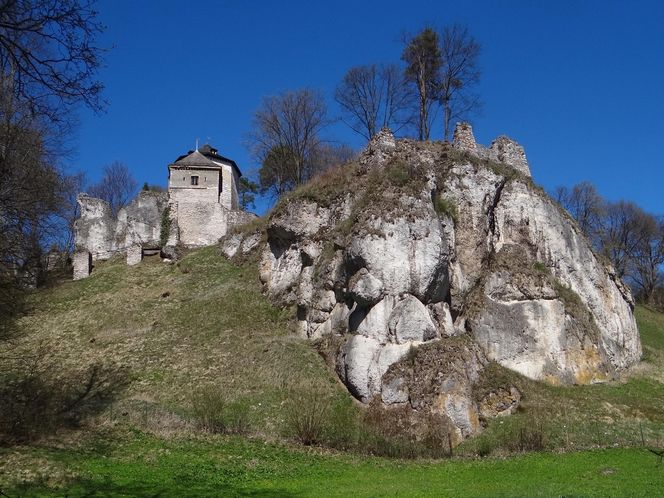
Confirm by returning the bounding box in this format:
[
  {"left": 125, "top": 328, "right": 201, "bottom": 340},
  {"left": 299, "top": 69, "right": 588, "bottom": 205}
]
[
  {"left": 543, "top": 374, "right": 561, "bottom": 386},
  {"left": 570, "top": 347, "right": 610, "bottom": 384},
  {"left": 432, "top": 391, "right": 481, "bottom": 446}
]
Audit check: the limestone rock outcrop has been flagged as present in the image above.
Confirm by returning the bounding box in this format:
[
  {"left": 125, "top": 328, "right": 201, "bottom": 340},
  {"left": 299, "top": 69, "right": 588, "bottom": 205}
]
[{"left": 226, "top": 123, "right": 642, "bottom": 443}]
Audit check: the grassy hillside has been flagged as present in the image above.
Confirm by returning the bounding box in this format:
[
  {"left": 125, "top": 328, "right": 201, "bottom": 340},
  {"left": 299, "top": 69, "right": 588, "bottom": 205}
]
[
  {"left": 1, "top": 247, "right": 349, "bottom": 439},
  {"left": 1, "top": 246, "right": 664, "bottom": 495}
]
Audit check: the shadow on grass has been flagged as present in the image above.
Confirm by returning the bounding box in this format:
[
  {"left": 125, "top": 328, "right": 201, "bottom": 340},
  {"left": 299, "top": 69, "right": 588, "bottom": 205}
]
[
  {"left": 0, "top": 361, "right": 130, "bottom": 445},
  {"left": 0, "top": 278, "right": 27, "bottom": 343},
  {"left": 8, "top": 478, "right": 299, "bottom": 497}
]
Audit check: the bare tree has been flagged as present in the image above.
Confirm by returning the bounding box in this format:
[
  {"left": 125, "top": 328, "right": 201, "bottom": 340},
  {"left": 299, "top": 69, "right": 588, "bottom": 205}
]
[
  {"left": 248, "top": 89, "right": 331, "bottom": 197},
  {"left": 335, "top": 64, "right": 412, "bottom": 140},
  {"left": 553, "top": 181, "right": 605, "bottom": 241},
  {"left": 0, "top": 95, "right": 81, "bottom": 335},
  {"left": 438, "top": 24, "right": 482, "bottom": 141},
  {"left": 599, "top": 201, "right": 651, "bottom": 279},
  {"left": 628, "top": 215, "right": 664, "bottom": 304},
  {"left": 401, "top": 27, "right": 441, "bottom": 141},
  {"left": 0, "top": 0, "right": 105, "bottom": 122},
  {"left": 87, "top": 162, "right": 137, "bottom": 217},
  {"left": 309, "top": 143, "right": 355, "bottom": 175},
  {"left": 0, "top": 0, "right": 104, "bottom": 293},
  {"left": 554, "top": 181, "right": 664, "bottom": 304},
  {"left": 258, "top": 144, "right": 297, "bottom": 199},
  {"left": 59, "top": 170, "right": 85, "bottom": 254}
]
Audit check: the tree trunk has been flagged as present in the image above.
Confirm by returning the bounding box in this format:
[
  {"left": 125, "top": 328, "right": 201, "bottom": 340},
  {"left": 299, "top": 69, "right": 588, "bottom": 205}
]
[{"left": 444, "top": 103, "right": 451, "bottom": 141}]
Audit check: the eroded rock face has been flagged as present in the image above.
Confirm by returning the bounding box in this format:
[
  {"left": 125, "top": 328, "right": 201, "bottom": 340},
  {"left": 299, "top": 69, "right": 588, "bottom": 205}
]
[
  {"left": 226, "top": 125, "right": 641, "bottom": 443},
  {"left": 75, "top": 191, "right": 168, "bottom": 260}
]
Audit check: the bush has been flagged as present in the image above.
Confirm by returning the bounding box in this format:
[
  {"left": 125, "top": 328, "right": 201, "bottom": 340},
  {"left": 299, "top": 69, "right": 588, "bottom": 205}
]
[
  {"left": 434, "top": 195, "right": 458, "bottom": 222},
  {"left": 191, "top": 387, "right": 228, "bottom": 434},
  {"left": 507, "top": 423, "right": 546, "bottom": 452},
  {"left": 475, "top": 437, "right": 495, "bottom": 457},
  {"left": 224, "top": 400, "right": 251, "bottom": 435},
  {"left": 532, "top": 261, "right": 549, "bottom": 274},
  {"left": 357, "top": 401, "right": 453, "bottom": 459},
  {"left": 284, "top": 389, "right": 330, "bottom": 446},
  {"left": 190, "top": 387, "right": 250, "bottom": 435}
]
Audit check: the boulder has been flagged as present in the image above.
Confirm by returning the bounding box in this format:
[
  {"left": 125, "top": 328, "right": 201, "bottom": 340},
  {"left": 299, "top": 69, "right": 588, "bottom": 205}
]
[
  {"left": 348, "top": 269, "right": 384, "bottom": 307},
  {"left": 388, "top": 295, "right": 437, "bottom": 344}
]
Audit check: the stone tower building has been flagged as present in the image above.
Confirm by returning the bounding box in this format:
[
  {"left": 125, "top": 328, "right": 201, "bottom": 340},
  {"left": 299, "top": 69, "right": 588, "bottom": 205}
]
[{"left": 167, "top": 144, "right": 243, "bottom": 247}]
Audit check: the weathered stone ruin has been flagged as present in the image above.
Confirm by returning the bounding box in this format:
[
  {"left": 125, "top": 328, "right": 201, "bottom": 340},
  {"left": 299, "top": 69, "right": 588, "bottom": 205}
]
[
  {"left": 168, "top": 144, "right": 250, "bottom": 247},
  {"left": 453, "top": 122, "right": 530, "bottom": 177},
  {"left": 73, "top": 144, "right": 255, "bottom": 279},
  {"left": 223, "top": 123, "right": 642, "bottom": 444}
]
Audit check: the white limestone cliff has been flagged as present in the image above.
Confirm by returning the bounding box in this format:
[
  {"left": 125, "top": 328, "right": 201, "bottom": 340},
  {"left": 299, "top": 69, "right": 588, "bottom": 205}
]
[{"left": 223, "top": 125, "right": 642, "bottom": 443}]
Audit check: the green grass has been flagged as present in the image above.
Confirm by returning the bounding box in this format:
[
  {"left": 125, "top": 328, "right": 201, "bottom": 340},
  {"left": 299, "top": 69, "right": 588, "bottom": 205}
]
[
  {"left": 2, "top": 431, "right": 664, "bottom": 497},
  {"left": 636, "top": 306, "right": 664, "bottom": 357},
  {"left": 2, "top": 246, "right": 664, "bottom": 495}
]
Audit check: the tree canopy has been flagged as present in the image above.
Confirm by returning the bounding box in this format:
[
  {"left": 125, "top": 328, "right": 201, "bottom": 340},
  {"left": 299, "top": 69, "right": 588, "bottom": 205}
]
[
  {"left": 248, "top": 89, "right": 332, "bottom": 198},
  {"left": 401, "top": 27, "right": 441, "bottom": 141},
  {"left": 335, "top": 63, "right": 412, "bottom": 140},
  {"left": 87, "top": 162, "right": 137, "bottom": 217},
  {"left": 0, "top": 0, "right": 105, "bottom": 334}
]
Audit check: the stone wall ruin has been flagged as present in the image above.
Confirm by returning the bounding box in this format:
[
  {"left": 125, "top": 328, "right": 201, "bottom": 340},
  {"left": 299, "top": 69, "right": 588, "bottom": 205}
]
[
  {"left": 453, "top": 122, "right": 531, "bottom": 177},
  {"left": 73, "top": 186, "right": 256, "bottom": 279}
]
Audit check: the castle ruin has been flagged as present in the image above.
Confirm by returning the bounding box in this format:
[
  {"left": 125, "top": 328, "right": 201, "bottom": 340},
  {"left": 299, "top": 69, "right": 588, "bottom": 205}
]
[
  {"left": 73, "top": 144, "right": 255, "bottom": 279},
  {"left": 452, "top": 122, "right": 530, "bottom": 177}
]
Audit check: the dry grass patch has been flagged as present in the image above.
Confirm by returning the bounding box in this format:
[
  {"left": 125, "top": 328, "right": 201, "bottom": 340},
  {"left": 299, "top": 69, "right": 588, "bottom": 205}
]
[{"left": 1, "top": 246, "right": 349, "bottom": 443}]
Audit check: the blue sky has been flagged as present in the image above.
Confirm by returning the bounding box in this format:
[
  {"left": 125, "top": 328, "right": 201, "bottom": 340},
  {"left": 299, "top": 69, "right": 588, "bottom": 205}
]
[{"left": 74, "top": 0, "right": 664, "bottom": 215}]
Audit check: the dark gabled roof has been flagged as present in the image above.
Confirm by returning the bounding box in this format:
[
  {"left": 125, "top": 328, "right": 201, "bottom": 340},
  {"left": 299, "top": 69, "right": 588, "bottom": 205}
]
[{"left": 171, "top": 143, "right": 242, "bottom": 177}]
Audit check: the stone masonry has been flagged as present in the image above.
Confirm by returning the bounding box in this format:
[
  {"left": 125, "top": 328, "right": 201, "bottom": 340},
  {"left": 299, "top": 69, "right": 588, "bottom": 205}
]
[
  {"left": 452, "top": 122, "right": 531, "bottom": 177},
  {"left": 73, "top": 250, "right": 92, "bottom": 280},
  {"left": 73, "top": 144, "right": 256, "bottom": 279}
]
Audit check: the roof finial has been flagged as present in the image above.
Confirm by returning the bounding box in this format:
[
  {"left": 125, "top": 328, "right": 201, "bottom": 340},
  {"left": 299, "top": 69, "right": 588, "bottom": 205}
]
[{"left": 195, "top": 138, "right": 199, "bottom": 151}]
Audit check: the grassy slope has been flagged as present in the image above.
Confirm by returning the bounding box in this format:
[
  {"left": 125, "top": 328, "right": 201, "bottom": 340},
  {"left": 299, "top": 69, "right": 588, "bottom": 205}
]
[
  {"left": 1, "top": 247, "right": 664, "bottom": 495},
  {"left": 3, "top": 247, "right": 347, "bottom": 434}
]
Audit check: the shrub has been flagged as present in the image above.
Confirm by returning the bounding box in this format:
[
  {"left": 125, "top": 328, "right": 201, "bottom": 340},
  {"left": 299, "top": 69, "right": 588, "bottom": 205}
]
[
  {"left": 532, "top": 261, "right": 549, "bottom": 274},
  {"left": 357, "top": 400, "right": 452, "bottom": 459},
  {"left": 191, "top": 386, "right": 228, "bottom": 434},
  {"left": 284, "top": 389, "right": 330, "bottom": 446},
  {"left": 224, "top": 400, "right": 251, "bottom": 435},
  {"left": 434, "top": 195, "right": 458, "bottom": 222},
  {"left": 508, "top": 424, "right": 546, "bottom": 452},
  {"left": 159, "top": 206, "right": 171, "bottom": 247},
  {"left": 190, "top": 387, "right": 251, "bottom": 435},
  {"left": 475, "top": 437, "right": 495, "bottom": 457}
]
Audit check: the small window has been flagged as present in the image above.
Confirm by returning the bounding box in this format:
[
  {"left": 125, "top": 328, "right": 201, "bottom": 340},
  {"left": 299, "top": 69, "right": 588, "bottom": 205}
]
[{"left": 191, "top": 175, "right": 199, "bottom": 186}]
